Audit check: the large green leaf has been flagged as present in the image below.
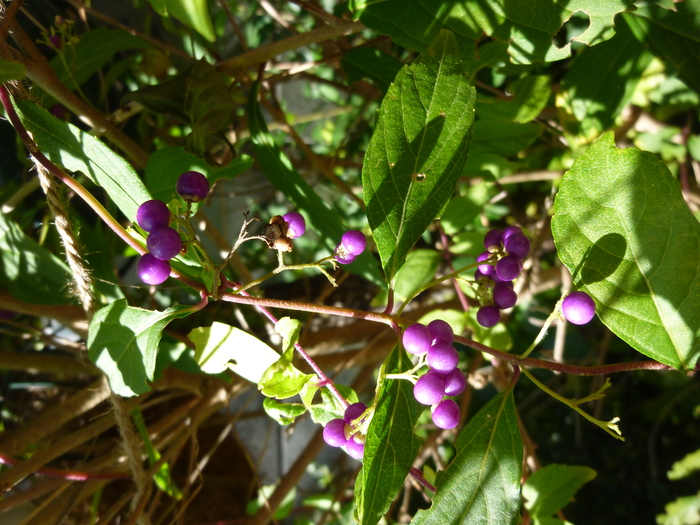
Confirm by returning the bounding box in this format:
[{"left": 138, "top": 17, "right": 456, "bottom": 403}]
[
  {"left": 558, "top": 16, "right": 653, "bottom": 141},
  {"left": 352, "top": 0, "right": 636, "bottom": 65},
  {"left": 355, "top": 345, "right": 423, "bottom": 525},
  {"left": 0, "top": 211, "right": 74, "bottom": 305},
  {"left": 0, "top": 58, "right": 25, "bottom": 84},
  {"left": 476, "top": 75, "right": 551, "bottom": 124},
  {"left": 14, "top": 99, "right": 151, "bottom": 224},
  {"left": 551, "top": 132, "right": 700, "bottom": 371},
  {"left": 412, "top": 386, "right": 522, "bottom": 525},
  {"left": 469, "top": 121, "right": 541, "bottom": 158},
  {"left": 247, "top": 82, "right": 383, "bottom": 286},
  {"left": 162, "top": 0, "right": 216, "bottom": 42},
  {"left": 87, "top": 299, "right": 195, "bottom": 396},
  {"left": 522, "top": 464, "right": 596, "bottom": 518},
  {"left": 341, "top": 47, "right": 404, "bottom": 94},
  {"left": 362, "top": 30, "right": 475, "bottom": 285}
]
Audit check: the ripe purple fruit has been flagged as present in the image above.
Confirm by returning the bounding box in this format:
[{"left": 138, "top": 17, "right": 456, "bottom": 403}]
[
  {"left": 334, "top": 244, "right": 357, "bottom": 265},
  {"left": 48, "top": 35, "right": 62, "bottom": 49},
  {"left": 427, "top": 343, "right": 459, "bottom": 373},
  {"left": 502, "top": 225, "right": 522, "bottom": 241},
  {"left": 493, "top": 283, "right": 517, "bottom": 310},
  {"left": 147, "top": 227, "right": 182, "bottom": 260},
  {"left": 477, "top": 306, "right": 500, "bottom": 328},
  {"left": 483, "top": 228, "right": 503, "bottom": 251},
  {"left": 283, "top": 212, "right": 306, "bottom": 239},
  {"left": 413, "top": 373, "right": 446, "bottom": 405},
  {"left": 427, "top": 319, "right": 454, "bottom": 345},
  {"left": 345, "top": 436, "right": 365, "bottom": 460},
  {"left": 495, "top": 256, "right": 522, "bottom": 281},
  {"left": 504, "top": 233, "right": 530, "bottom": 259},
  {"left": 176, "top": 171, "right": 210, "bottom": 202},
  {"left": 137, "top": 200, "right": 170, "bottom": 232},
  {"left": 477, "top": 251, "right": 496, "bottom": 276},
  {"left": 403, "top": 323, "right": 431, "bottom": 355},
  {"left": 441, "top": 368, "right": 467, "bottom": 397},
  {"left": 344, "top": 402, "right": 367, "bottom": 424},
  {"left": 562, "top": 291, "right": 596, "bottom": 325},
  {"left": 432, "top": 399, "right": 460, "bottom": 429},
  {"left": 323, "top": 418, "right": 348, "bottom": 447},
  {"left": 340, "top": 230, "right": 366, "bottom": 256},
  {"left": 137, "top": 254, "right": 171, "bottom": 285}
]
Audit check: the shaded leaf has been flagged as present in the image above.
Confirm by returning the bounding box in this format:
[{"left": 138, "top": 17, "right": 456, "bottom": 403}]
[
  {"left": 0, "top": 210, "right": 74, "bottom": 305},
  {"left": 412, "top": 386, "right": 522, "bottom": 525},
  {"left": 164, "top": 0, "right": 216, "bottom": 42},
  {"left": 373, "top": 249, "right": 441, "bottom": 306},
  {"left": 470, "top": 120, "right": 541, "bottom": 158},
  {"left": 362, "top": 30, "right": 475, "bottom": 284},
  {"left": 0, "top": 58, "right": 25, "bottom": 84},
  {"left": 477, "top": 75, "right": 551, "bottom": 124},
  {"left": 551, "top": 132, "right": 700, "bottom": 371},
  {"left": 522, "top": 464, "right": 596, "bottom": 517},
  {"left": 188, "top": 322, "right": 280, "bottom": 380},
  {"left": 356, "top": 345, "right": 423, "bottom": 525},
  {"left": 87, "top": 299, "right": 195, "bottom": 396},
  {"left": 14, "top": 99, "right": 151, "bottom": 224},
  {"left": 341, "top": 47, "right": 403, "bottom": 94},
  {"left": 122, "top": 63, "right": 195, "bottom": 119}
]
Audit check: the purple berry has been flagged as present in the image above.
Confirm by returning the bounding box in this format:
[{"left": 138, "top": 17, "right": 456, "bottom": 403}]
[
  {"left": 477, "top": 251, "right": 496, "bottom": 276},
  {"left": 340, "top": 230, "right": 366, "bottom": 256},
  {"left": 477, "top": 306, "right": 500, "bottom": 328},
  {"left": 137, "top": 200, "right": 170, "bottom": 233},
  {"left": 345, "top": 436, "right": 365, "bottom": 460},
  {"left": 562, "top": 291, "right": 596, "bottom": 325},
  {"left": 413, "top": 372, "right": 446, "bottom": 405},
  {"left": 502, "top": 225, "right": 522, "bottom": 241},
  {"left": 403, "top": 324, "right": 432, "bottom": 355},
  {"left": 441, "top": 368, "right": 466, "bottom": 397},
  {"left": 283, "top": 212, "right": 306, "bottom": 239},
  {"left": 344, "top": 402, "right": 367, "bottom": 424},
  {"left": 432, "top": 399, "right": 460, "bottom": 429},
  {"left": 323, "top": 418, "right": 348, "bottom": 447},
  {"left": 493, "top": 283, "right": 517, "bottom": 309},
  {"left": 334, "top": 243, "right": 357, "bottom": 265},
  {"left": 483, "top": 228, "right": 503, "bottom": 251},
  {"left": 427, "top": 343, "right": 459, "bottom": 373},
  {"left": 147, "top": 227, "right": 182, "bottom": 260},
  {"left": 48, "top": 35, "right": 62, "bottom": 49},
  {"left": 495, "top": 256, "right": 522, "bottom": 281},
  {"left": 50, "top": 104, "right": 68, "bottom": 120},
  {"left": 176, "top": 171, "right": 210, "bottom": 202},
  {"left": 427, "top": 319, "right": 454, "bottom": 345},
  {"left": 504, "top": 233, "right": 530, "bottom": 259},
  {"left": 137, "top": 254, "right": 171, "bottom": 285}
]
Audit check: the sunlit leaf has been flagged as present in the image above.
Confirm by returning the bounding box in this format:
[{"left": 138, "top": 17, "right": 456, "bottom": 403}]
[
  {"left": 263, "top": 398, "right": 307, "bottom": 425},
  {"left": 522, "top": 464, "right": 596, "bottom": 518}
]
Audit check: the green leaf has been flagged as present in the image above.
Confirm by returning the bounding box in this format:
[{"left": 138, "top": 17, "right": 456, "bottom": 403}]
[
  {"left": 263, "top": 398, "right": 307, "bottom": 425},
  {"left": 188, "top": 322, "right": 280, "bottom": 380},
  {"left": 145, "top": 146, "right": 252, "bottom": 215},
  {"left": 417, "top": 309, "right": 468, "bottom": 338},
  {"left": 87, "top": 299, "right": 195, "bottom": 396},
  {"left": 0, "top": 58, "right": 25, "bottom": 84},
  {"left": 551, "top": 132, "right": 700, "bottom": 371},
  {"left": 440, "top": 196, "right": 482, "bottom": 235},
  {"left": 470, "top": 121, "right": 541, "bottom": 158},
  {"left": 362, "top": 30, "right": 475, "bottom": 284},
  {"left": 412, "top": 386, "right": 522, "bottom": 525},
  {"left": 656, "top": 492, "right": 700, "bottom": 525},
  {"left": 247, "top": 81, "right": 383, "bottom": 287},
  {"left": 14, "top": 99, "right": 151, "bottom": 224},
  {"left": 373, "top": 249, "right": 441, "bottom": 306},
  {"left": 275, "top": 317, "right": 302, "bottom": 355},
  {"left": 356, "top": 345, "right": 423, "bottom": 525},
  {"left": 522, "top": 464, "right": 596, "bottom": 517},
  {"left": 49, "top": 28, "right": 148, "bottom": 94},
  {"left": 122, "top": 63, "right": 194, "bottom": 119},
  {"left": 626, "top": 0, "right": 700, "bottom": 93},
  {"left": 133, "top": 407, "right": 182, "bottom": 499},
  {"left": 668, "top": 448, "right": 700, "bottom": 480},
  {"left": 258, "top": 343, "right": 314, "bottom": 399},
  {"left": 477, "top": 76, "right": 551, "bottom": 124},
  {"left": 341, "top": 47, "right": 403, "bottom": 94},
  {"left": 558, "top": 16, "right": 653, "bottom": 140},
  {"left": 246, "top": 485, "right": 297, "bottom": 520},
  {"left": 0, "top": 210, "right": 74, "bottom": 305},
  {"left": 352, "top": 0, "right": 636, "bottom": 65},
  {"left": 163, "top": 0, "right": 216, "bottom": 42},
  {"left": 466, "top": 310, "right": 513, "bottom": 352},
  {"left": 302, "top": 384, "right": 359, "bottom": 426}
]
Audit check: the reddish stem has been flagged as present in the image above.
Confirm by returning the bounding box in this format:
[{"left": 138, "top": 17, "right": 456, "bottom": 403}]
[
  {"left": 409, "top": 466, "right": 436, "bottom": 493},
  {"left": 0, "top": 452, "right": 130, "bottom": 481}
]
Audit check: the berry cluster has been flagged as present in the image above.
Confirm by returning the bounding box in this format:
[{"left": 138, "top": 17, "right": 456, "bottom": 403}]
[
  {"left": 322, "top": 402, "right": 368, "bottom": 460},
  {"left": 474, "top": 226, "right": 531, "bottom": 328},
  {"left": 334, "top": 230, "right": 366, "bottom": 264},
  {"left": 136, "top": 171, "right": 210, "bottom": 285},
  {"left": 403, "top": 320, "right": 466, "bottom": 430}
]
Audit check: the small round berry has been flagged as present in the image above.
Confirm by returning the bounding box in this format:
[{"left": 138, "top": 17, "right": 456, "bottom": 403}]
[
  {"left": 432, "top": 399, "right": 460, "bottom": 429},
  {"left": 427, "top": 319, "right": 454, "bottom": 345},
  {"left": 345, "top": 436, "right": 365, "bottom": 460},
  {"left": 562, "top": 291, "right": 596, "bottom": 325},
  {"left": 137, "top": 254, "right": 171, "bottom": 285},
  {"left": 483, "top": 229, "right": 503, "bottom": 251},
  {"left": 323, "top": 418, "right": 348, "bottom": 447},
  {"left": 48, "top": 35, "right": 62, "bottom": 49},
  {"left": 493, "top": 283, "right": 518, "bottom": 310},
  {"left": 334, "top": 244, "right": 357, "bottom": 265},
  {"left": 344, "top": 402, "right": 367, "bottom": 424},
  {"left": 403, "top": 323, "right": 432, "bottom": 355},
  {"left": 147, "top": 227, "right": 182, "bottom": 260},
  {"left": 441, "top": 368, "right": 467, "bottom": 397},
  {"left": 427, "top": 343, "right": 459, "bottom": 373},
  {"left": 502, "top": 225, "right": 522, "bottom": 241},
  {"left": 413, "top": 372, "right": 446, "bottom": 405},
  {"left": 477, "top": 306, "right": 500, "bottom": 328},
  {"left": 176, "top": 171, "right": 210, "bottom": 202},
  {"left": 477, "top": 251, "right": 496, "bottom": 276},
  {"left": 495, "top": 256, "right": 522, "bottom": 281},
  {"left": 283, "top": 212, "right": 306, "bottom": 239},
  {"left": 504, "top": 233, "right": 531, "bottom": 259},
  {"left": 137, "top": 200, "right": 170, "bottom": 233},
  {"left": 340, "top": 230, "right": 366, "bottom": 256},
  {"left": 50, "top": 104, "right": 68, "bottom": 120}
]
